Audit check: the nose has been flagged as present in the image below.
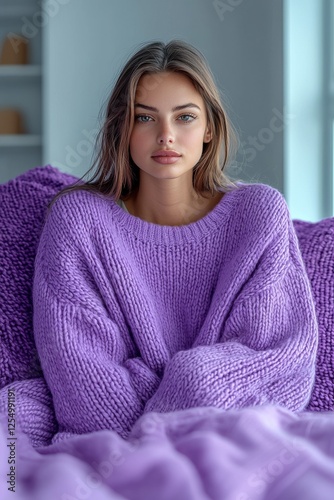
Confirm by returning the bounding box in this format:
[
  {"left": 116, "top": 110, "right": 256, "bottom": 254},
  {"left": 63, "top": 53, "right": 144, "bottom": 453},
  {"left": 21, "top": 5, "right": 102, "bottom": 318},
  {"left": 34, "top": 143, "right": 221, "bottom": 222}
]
[{"left": 157, "top": 120, "right": 175, "bottom": 144}]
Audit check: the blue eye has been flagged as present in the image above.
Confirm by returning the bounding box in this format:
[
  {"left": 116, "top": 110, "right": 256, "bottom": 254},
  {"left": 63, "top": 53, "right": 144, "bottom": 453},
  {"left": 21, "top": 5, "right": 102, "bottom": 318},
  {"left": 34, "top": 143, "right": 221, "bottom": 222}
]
[
  {"left": 135, "top": 115, "right": 152, "bottom": 123},
  {"left": 178, "top": 114, "right": 196, "bottom": 122},
  {"left": 134, "top": 113, "right": 197, "bottom": 123}
]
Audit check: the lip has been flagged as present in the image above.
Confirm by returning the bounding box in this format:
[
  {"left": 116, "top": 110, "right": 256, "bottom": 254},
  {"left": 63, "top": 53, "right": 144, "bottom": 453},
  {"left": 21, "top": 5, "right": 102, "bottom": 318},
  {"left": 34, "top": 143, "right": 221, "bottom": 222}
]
[
  {"left": 151, "top": 150, "right": 181, "bottom": 157},
  {"left": 152, "top": 156, "right": 181, "bottom": 165}
]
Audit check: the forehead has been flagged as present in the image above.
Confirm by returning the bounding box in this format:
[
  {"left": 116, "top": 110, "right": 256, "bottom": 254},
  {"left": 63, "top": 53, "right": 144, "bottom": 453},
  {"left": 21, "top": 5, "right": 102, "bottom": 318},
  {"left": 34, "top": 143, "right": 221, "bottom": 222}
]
[{"left": 135, "top": 71, "right": 203, "bottom": 103}]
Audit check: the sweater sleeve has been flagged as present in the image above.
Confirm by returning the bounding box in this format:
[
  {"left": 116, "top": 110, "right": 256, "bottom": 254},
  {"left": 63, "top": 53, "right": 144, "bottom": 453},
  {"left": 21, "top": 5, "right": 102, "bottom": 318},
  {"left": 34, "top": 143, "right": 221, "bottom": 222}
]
[
  {"left": 144, "top": 214, "right": 318, "bottom": 415},
  {"left": 32, "top": 198, "right": 160, "bottom": 442},
  {"left": 34, "top": 294, "right": 160, "bottom": 441}
]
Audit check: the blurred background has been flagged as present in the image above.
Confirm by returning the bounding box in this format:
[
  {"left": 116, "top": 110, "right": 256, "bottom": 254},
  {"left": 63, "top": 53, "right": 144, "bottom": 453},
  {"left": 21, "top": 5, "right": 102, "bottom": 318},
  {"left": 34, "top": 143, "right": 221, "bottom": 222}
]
[{"left": 0, "top": 0, "right": 332, "bottom": 222}]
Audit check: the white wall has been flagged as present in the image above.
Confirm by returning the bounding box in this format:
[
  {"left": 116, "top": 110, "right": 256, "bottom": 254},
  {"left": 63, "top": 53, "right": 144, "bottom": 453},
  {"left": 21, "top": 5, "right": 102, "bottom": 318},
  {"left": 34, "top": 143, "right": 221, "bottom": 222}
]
[{"left": 42, "top": 0, "right": 284, "bottom": 192}]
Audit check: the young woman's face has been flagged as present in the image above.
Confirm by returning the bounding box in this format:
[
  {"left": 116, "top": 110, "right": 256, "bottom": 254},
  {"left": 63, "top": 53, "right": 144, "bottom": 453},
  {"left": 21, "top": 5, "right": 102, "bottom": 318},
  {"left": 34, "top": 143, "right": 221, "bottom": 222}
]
[{"left": 129, "top": 71, "right": 212, "bottom": 183}]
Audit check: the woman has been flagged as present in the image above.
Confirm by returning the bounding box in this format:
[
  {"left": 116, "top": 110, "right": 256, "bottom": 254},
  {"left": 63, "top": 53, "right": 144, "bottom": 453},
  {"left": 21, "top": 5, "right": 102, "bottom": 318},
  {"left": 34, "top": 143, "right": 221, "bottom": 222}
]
[{"left": 33, "top": 40, "right": 318, "bottom": 443}]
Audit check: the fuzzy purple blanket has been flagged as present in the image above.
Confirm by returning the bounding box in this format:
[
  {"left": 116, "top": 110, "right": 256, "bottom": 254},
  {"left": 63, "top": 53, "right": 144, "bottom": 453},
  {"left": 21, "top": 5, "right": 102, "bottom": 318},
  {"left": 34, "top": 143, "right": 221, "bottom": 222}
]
[{"left": 1, "top": 404, "right": 334, "bottom": 499}]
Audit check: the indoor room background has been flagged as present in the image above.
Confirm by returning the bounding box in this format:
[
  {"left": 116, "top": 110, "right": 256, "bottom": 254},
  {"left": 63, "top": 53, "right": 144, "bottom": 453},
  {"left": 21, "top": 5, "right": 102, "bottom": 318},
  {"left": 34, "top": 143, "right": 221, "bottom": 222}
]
[{"left": 0, "top": 0, "right": 332, "bottom": 222}]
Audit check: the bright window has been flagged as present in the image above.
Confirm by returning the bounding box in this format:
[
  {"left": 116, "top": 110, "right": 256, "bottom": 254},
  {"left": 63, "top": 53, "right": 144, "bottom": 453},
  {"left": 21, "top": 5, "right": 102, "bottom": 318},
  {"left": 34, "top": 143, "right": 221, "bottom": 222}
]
[{"left": 284, "top": 0, "right": 333, "bottom": 221}]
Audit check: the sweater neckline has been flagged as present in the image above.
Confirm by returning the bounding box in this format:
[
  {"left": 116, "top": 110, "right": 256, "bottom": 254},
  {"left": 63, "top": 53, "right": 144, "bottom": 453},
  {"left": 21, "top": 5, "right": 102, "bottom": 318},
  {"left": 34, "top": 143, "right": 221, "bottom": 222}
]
[{"left": 109, "top": 185, "right": 243, "bottom": 245}]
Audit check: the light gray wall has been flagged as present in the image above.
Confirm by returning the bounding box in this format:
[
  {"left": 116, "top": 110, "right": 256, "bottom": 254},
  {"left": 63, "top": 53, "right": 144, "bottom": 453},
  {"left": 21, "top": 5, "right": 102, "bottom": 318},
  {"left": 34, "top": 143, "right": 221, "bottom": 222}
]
[{"left": 43, "top": 0, "right": 284, "bottom": 192}]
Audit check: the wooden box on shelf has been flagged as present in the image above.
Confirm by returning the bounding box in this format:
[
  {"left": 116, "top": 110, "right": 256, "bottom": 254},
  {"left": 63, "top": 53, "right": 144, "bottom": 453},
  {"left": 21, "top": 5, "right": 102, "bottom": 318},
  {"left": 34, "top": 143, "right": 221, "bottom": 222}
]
[
  {"left": 0, "top": 108, "right": 24, "bottom": 134},
  {"left": 0, "top": 33, "right": 29, "bottom": 65}
]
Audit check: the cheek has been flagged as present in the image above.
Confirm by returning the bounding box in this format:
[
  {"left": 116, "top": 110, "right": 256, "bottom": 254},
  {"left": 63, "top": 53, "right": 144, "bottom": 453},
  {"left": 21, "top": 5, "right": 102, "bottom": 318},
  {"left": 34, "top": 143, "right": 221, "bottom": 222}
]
[
  {"left": 130, "top": 127, "right": 146, "bottom": 149},
  {"left": 129, "top": 132, "right": 139, "bottom": 152},
  {"left": 183, "top": 128, "right": 207, "bottom": 148}
]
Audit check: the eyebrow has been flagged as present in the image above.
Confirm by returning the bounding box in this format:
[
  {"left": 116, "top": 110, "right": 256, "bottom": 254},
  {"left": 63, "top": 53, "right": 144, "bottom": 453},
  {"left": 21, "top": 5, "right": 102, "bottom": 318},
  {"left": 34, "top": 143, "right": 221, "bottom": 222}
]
[{"left": 134, "top": 102, "right": 201, "bottom": 112}]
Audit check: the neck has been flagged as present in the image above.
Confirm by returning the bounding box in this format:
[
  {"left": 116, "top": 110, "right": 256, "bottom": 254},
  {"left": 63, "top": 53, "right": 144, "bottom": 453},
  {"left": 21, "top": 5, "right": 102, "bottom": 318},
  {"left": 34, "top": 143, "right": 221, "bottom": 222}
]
[{"left": 124, "top": 189, "right": 223, "bottom": 226}]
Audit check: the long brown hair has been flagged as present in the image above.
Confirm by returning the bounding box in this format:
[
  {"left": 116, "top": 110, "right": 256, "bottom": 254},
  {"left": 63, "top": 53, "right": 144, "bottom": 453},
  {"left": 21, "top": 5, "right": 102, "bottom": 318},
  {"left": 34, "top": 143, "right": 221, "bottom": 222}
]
[{"left": 48, "top": 39, "right": 242, "bottom": 213}]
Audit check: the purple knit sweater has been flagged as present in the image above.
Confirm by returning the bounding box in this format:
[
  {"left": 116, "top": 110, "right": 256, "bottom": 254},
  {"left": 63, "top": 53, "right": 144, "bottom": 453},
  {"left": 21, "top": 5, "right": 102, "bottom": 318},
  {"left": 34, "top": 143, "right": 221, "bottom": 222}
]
[{"left": 32, "top": 182, "right": 318, "bottom": 443}]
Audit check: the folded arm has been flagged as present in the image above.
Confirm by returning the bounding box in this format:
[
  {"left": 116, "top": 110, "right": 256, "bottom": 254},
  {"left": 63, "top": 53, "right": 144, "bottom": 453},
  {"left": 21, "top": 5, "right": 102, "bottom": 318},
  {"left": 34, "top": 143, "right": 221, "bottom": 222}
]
[
  {"left": 144, "top": 219, "right": 318, "bottom": 414},
  {"left": 32, "top": 198, "right": 160, "bottom": 441},
  {"left": 33, "top": 279, "right": 161, "bottom": 440}
]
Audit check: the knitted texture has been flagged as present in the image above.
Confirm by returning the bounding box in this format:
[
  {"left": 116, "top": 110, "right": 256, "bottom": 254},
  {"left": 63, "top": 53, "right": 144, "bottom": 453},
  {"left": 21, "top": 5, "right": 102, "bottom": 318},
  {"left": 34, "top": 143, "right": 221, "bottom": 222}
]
[
  {"left": 293, "top": 218, "right": 334, "bottom": 411},
  {"left": 31, "top": 172, "right": 318, "bottom": 443},
  {"left": 0, "top": 165, "right": 78, "bottom": 447},
  {"left": 1, "top": 165, "right": 329, "bottom": 449},
  {"left": 0, "top": 165, "right": 78, "bottom": 386}
]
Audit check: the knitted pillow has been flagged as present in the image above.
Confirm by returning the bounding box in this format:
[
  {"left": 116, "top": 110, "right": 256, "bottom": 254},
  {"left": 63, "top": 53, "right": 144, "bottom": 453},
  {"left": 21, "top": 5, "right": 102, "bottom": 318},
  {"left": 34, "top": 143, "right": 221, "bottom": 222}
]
[
  {"left": 0, "top": 165, "right": 79, "bottom": 389},
  {"left": 293, "top": 218, "right": 334, "bottom": 411}
]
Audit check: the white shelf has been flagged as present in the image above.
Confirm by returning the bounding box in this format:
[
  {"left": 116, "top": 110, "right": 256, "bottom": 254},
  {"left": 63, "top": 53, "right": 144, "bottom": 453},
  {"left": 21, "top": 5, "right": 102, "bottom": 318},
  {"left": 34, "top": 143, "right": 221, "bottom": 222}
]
[
  {"left": 0, "top": 2, "right": 43, "bottom": 177},
  {"left": 0, "top": 6, "right": 37, "bottom": 19},
  {"left": 0, "top": 65, "right": 42, "bottom": 77},
  {"left": 0, "top": 134, "right": 42, "bottom": 147}
]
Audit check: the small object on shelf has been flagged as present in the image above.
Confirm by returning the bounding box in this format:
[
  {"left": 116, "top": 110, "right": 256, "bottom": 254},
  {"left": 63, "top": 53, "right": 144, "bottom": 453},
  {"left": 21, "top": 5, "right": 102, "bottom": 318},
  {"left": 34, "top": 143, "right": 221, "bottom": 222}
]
[
  {"left": 0, "top": 33, "right": 29, "bottom": 65},
  {"left": 0, "top": 108, "right": 25, "bottom": 134},
  {"left": 0, "top": 6, "right": 42, "bottom": 180}
]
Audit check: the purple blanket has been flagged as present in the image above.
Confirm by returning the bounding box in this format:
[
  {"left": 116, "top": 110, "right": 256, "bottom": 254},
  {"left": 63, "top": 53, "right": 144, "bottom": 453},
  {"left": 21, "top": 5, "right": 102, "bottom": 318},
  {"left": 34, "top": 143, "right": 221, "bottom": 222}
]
[{"left": 1, "top": 405, "right": 334, "bottom": 499}]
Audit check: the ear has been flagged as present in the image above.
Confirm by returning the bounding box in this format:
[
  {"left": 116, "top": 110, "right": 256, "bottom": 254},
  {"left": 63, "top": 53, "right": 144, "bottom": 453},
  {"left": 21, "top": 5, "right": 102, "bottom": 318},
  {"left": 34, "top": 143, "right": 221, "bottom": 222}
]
[{"left": 203, "top": 125, "right": 212, "bottom": 143}]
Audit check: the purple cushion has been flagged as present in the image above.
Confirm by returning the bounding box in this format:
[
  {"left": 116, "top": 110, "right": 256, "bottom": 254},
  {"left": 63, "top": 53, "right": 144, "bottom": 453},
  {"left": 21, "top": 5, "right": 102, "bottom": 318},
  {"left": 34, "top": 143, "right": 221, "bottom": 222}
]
[
  {"left": 0, "top": 165, "right": 78, "bottom": 389},
  {"left": 293, "top": 218, "right": 334, "bottom": 411}
]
